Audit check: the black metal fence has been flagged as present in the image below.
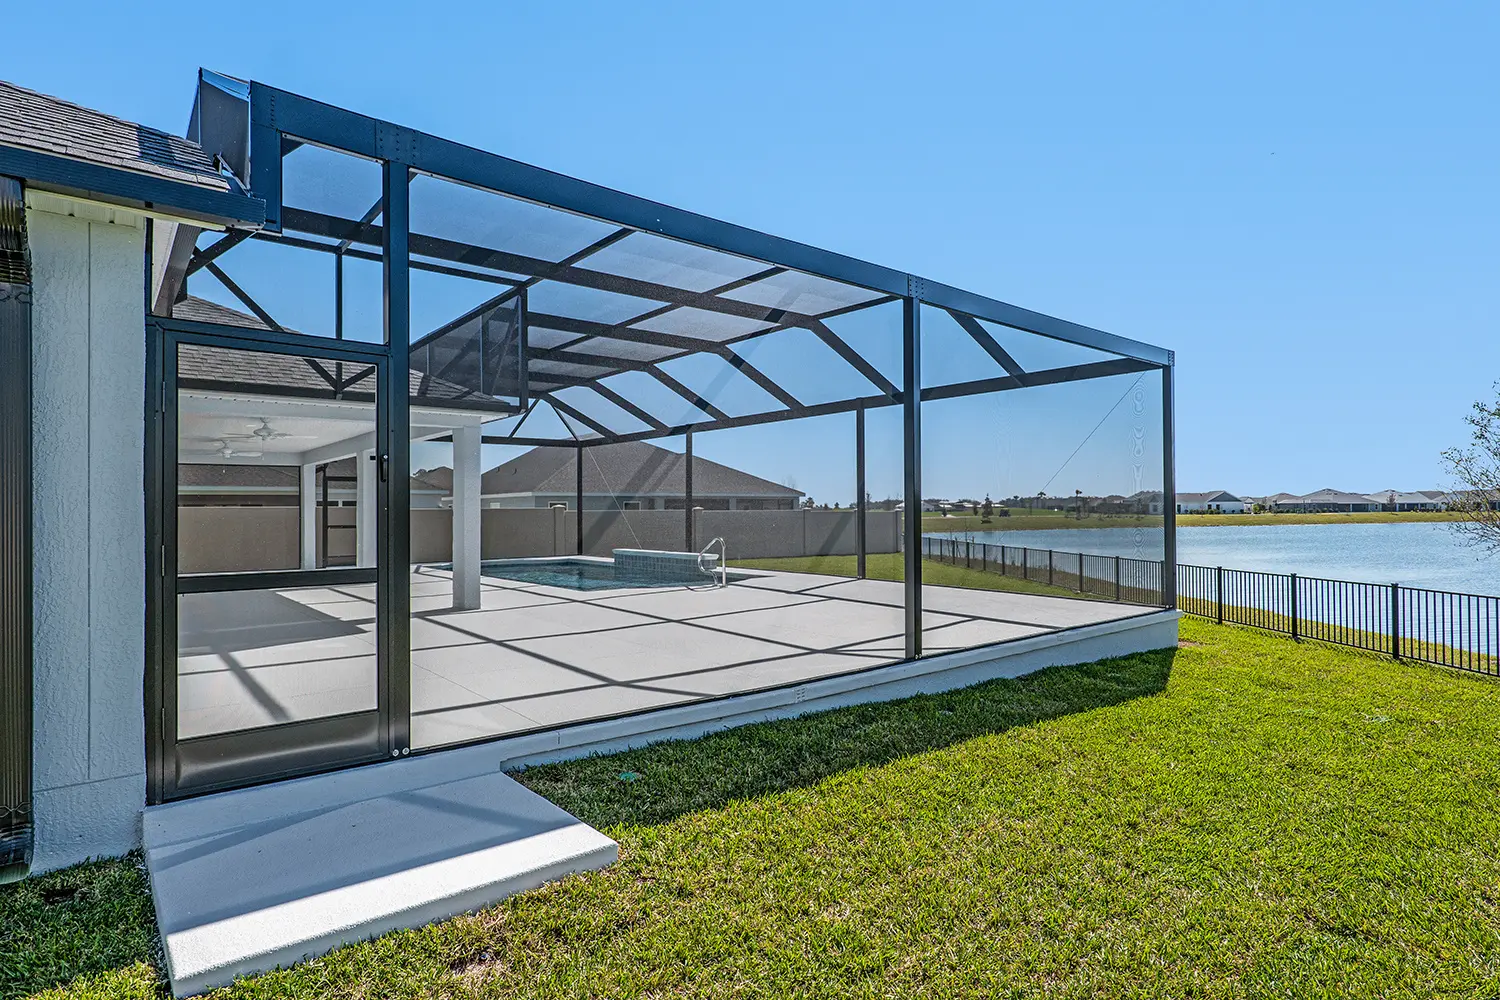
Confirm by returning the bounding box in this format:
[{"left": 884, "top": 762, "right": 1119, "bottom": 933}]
[
  {"left": 922, "top": 536, "right": 1500, "bottom": 676},
  {"left": 1177, "top": 563, "right": 1500, "bottom": 675},
  {"left": 921, "top": 536, "right": 1166, "bottom": 607}
]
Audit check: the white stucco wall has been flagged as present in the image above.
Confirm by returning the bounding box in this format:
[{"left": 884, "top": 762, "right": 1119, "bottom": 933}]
[{"left": 27, "top": 192, "right": 147, "bottom": 872}]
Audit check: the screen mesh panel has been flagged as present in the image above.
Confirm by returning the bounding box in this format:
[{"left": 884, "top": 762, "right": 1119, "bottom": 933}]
[{"left": 410, "top": 292, "right": 526, "bottom": 406}]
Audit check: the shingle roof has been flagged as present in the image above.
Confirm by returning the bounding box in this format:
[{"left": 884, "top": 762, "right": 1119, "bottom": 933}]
[
  {"left": 178, "top": 465, "right": 298, "bottom": 490},
  {"left": 1177, "top": 490, "right": 1241, "bottom": 504},
  {"left": 172, "top": 295, "right": 268, "bottom": 327},
  {"left": 1363, "top": 489, "right": 1443, "bottom": 505},
  {"left": 178, "top": 460, "right": 448, "bottom": 493},
  {"left": 0, "top": 79, "right": 229, "bottom": 192},
  {"left": 1286, "top": 488, "right": 1374, "bottom": 505},
  {"left": 480, "top": 441, "right": 802, "bottom": 499},
  {"left": 174, "top": 296, "right": 497, "bottom": 405}
]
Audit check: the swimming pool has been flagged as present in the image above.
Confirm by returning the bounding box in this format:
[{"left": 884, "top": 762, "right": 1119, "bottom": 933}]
[{"left": 478, "top": 558, "right": 736, "bottom": 591}]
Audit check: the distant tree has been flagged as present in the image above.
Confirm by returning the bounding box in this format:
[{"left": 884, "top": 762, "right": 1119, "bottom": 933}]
[
  {"left": 802, "top": 495, "right": 815, "bottom": 510},
  {"left": 981, "top": 494, "right": 994, "bottom": 520},
  {"left": 1441, "top": 383, "right": 1500, "bottom": 551}
]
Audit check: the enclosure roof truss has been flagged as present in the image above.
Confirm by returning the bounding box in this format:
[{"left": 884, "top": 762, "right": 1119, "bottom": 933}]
[{"left": 176, "top": 73, "right": 1173, "bottom": 447}]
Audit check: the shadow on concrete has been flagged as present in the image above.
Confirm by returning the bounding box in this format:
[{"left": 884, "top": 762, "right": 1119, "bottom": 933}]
[
  {"left": 511, "top": 645, "right": 1178, "bottom": 831},
  {"left": 177, "top": 589, "right": 369, "bottom": 656}
]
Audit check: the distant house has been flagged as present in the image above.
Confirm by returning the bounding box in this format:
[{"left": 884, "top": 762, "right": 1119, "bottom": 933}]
[
  {"left": 1440, "top": 489, "right": 1500, "bottom": 512},
  {"left": 1175, "top": 491, "right": 1246, "bottom": 514},
  {"left": 466, "top": 441, "right": 804, "bottom": 511},
  {"left": 1128, "top": 490, "right": 1166, "bottom": 515},
  {"left": 1274, "top": 489, "right": 1380, "bottom": 513},
  {"left": 1362, "top": 490, "right": 1446, "bottom": 512},
  {"left": 1258, "top": 493, "right": 1301, "bottom": 510}
]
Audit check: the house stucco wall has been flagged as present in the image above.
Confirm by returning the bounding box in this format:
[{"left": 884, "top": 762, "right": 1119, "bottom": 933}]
[{"left": 27, "top": 194, "right": 147, "bottom": 872}]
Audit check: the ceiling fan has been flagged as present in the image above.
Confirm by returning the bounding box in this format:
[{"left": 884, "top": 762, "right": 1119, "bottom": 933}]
[
  {"left": 181, "top": 437, "right": 264, "bottom": 459},
  {"left": 221, "top": 418, "right": 314, "bottom": 444}
]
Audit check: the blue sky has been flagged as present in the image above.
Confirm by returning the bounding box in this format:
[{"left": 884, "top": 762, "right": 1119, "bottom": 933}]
[{"left": 10, "top": 1, "right": 1498, "bottom": 501}]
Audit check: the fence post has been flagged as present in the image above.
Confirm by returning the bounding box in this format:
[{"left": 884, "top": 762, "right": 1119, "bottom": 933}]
[
  {"left": 1390, "top": 582, "right": 1401, "bottom": 660},
  {"left": 1290, "top": 572, "right": 1299, "bottom": 640},
  {"left": 999, "top": 544, "right": 1005, "bottom": 576},
  {"left": 1216, "top": 565, "right": 1224, "bottom": 624},
  {"left": 1114, "top": 555, "right": 1121, "bottom": 601},
  {"left": 1022, "top": 547, "right": 1029, "bottom": 581},
  {"left": 1078, "top": 551, "right": 1084, "bottom": 593},
  {"left": 981, "top": 542, "right": 987, "bottom": 573},
  {"left": 1048, "top": 549, "right": 1054, "bottom": 587},
  {"left": 966, "top": 539, "right": 971, "bottom": 569}
]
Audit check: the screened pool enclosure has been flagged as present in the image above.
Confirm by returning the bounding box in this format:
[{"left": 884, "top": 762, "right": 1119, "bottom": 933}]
[{"left": 146, "top": 70, "right": 1176, "bottom": 802}]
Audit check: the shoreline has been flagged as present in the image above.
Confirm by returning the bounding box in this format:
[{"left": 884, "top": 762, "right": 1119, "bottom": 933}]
[{"left": 922, "top": 511, "right": 1467, "bottom": 533}]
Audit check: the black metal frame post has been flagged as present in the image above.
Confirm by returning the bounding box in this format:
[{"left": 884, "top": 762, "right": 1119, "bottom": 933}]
[
  {"left": 855, "top": 404, "right": 867, "bottom": 579},
  {"left": 575, "top": 443, "right": 584, "bottom": 555},
  {"left": 684, "top": 430, "right": 694, "bottom": 551},
  {"left": 382, "top": 159, "right": 412, "bottom": 758},
  {"left": 1161, "top": 360, "right": 1177, "bottom": 607},
  {"left": 319, "top": 466, "right": 329, "bottom": 568},
  {"left": 902, "top": 295, "right": 922, "bottom": 658},
  {"left": 1390, "top": 582, "right": 1401, "bottom": 660}
]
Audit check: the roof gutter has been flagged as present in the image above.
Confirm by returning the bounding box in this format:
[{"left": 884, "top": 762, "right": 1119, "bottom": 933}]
[{"left": 0, "top": 144, "right": 264, "bottom": 230}]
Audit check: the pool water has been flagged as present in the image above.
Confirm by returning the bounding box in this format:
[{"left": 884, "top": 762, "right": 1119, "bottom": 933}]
[{"left": 479, "top": 558, "right": 729, "bottom": 591}]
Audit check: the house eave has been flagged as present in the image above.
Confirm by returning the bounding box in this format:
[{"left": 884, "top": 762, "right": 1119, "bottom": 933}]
[{"left": 0, "top": 143, "right": 264, "bottom": 229}]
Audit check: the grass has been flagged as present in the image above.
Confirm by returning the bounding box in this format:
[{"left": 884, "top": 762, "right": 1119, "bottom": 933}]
[
  {"left": 0, "top": 856, "right": 159, "bottom": 1000},
  {"left": 9, "top": 621, "right": 1500, "bottom": 998},
  {"left": 920, "top": 511, "right": 1164, "bottom": 533},
  {"left": 734, "top": 552, "right": 1114, "bottom": 601},
  {"left": 922, "top": 509, "right": 1465, "bottom": 533}
]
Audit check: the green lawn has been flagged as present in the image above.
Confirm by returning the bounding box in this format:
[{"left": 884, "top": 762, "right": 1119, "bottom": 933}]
[
  {"left": 920, "top": 510, "right": 1164, "bottom": 533},
  {"left": 734, "top": 552, "right": 1114, "bottom": 601},
  {"left": 8, "top": 621, "right": 1500, "bottom": 998}
]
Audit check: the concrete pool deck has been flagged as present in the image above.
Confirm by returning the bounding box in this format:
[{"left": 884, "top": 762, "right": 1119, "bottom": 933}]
[{"left": 176, "top": 566, "right": 1168, "bottom": 751}]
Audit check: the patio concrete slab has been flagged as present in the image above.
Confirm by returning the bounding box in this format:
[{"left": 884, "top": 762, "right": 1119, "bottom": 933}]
[
  {"left": 144, "top": 753, "right": 617, "bottom": 997},
  {"left": 177, "top": 568, "right": 1158, "bottom": 753},
  {"left": 594, "top": 583, "right": 822, "bottom": 618}
]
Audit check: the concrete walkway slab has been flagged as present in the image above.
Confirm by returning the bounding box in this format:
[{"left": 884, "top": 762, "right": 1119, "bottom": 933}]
[{"left": 143, "top": 754, "right": 617, "bottom": 997}]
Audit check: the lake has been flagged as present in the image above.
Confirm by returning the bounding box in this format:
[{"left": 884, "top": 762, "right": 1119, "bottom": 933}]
[{"left": 934, "top": 521, "right": 1500, "bottom": 597}]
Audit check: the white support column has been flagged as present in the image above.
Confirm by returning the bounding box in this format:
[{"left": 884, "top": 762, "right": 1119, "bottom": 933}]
[
  {"left": 451, "top": 425, "right": 482, "bottom": 610},
  {"left": 356, "top": 448, "right": 376, "bottom": 568},
  {"left": 300, "top": 463, "right": 318, "bottom": 570}
]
